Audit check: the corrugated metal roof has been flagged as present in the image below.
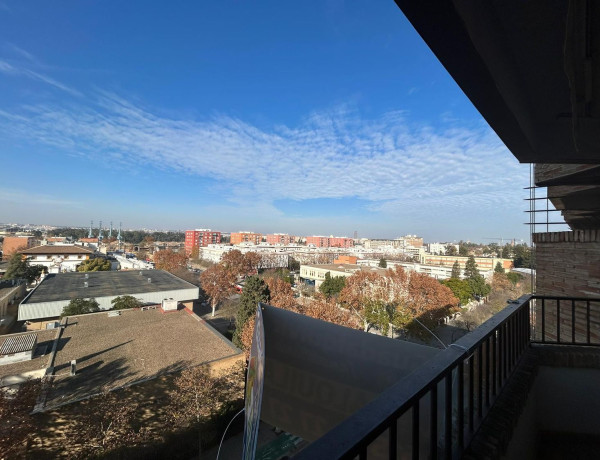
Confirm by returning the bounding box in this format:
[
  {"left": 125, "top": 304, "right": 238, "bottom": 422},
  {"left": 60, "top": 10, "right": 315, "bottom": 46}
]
[{"left": 0, "top": 333, "right": 37, "bottom": 355}]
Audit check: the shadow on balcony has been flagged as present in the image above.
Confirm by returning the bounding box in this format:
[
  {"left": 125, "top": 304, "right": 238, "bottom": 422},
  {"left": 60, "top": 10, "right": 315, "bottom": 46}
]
[{"left": 293, "top": 295, "right": 600, "bottom": 460}]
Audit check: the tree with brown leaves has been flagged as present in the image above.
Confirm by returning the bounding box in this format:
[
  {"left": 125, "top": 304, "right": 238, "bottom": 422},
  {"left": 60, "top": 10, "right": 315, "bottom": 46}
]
[
  {"left": 0, "top": 380, "right": 41, "bottom": 459},
  {"left": 73, "top": 389, "right": 149, "bottom": 457},
  {"left": 153, "top": 249, "right": 189, "bottom": 273},
  {"left": 264, "top": 277, "right": 297, "bottom": 311},
  {"left": 200, "top": 264, "right": 235, "bottom": 316},
  {"left": 400, "top": 272, "right": 458, "bottom": 336},
  {"left": 243, "top": 252, "right": 262, "bottom": 276},
  {"left": 169, "top": 364, "right": 244, "bottom": 459},
  {"left": 339, "top": 270, "right": 391, "bottom": 332},
  {"left": 299, "top": 293, "right": 361, "bottom": 329},
  {"left": 221, "top": 249, "right": 245, "bottom": 278}
]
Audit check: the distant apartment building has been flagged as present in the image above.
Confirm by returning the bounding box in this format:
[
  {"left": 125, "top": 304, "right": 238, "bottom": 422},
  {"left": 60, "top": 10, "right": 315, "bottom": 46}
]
[
  {"left": 427, "top": 243, "right": 459, "bottom": 255},
  {"left": 19, "top": 245, "right": 96, "bottom": 274},
  {"left": 230, "top": 232, "right": 262, "bottom": 245},
  {"left": 403, "top": 235, "right": 424, "bottom": 248},
  {"left": 423, "top": 255, "right": 513, "bottom": 271},
  {"left": 185, "top": 229, "right": 221, "bottom": 254},
  {"left": 300, "top": 263, "right": 385, "bottom": 288},
  {"left": 265, "top": 233, "right": 296, "bottom": 245},
  {"left": 2, "top": 236, "right": 35, "bottom": 257},
  {"left": 363, "top": 239, "right": 403, "bottom": 249},
  {"left": 306, "top": 236, "right": 354, "bottom": 248}
]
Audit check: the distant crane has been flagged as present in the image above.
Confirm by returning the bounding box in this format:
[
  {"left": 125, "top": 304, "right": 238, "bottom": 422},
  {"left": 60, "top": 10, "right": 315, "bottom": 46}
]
[{"left": 117, "top": 222, "right": 122, "bottom": 250}]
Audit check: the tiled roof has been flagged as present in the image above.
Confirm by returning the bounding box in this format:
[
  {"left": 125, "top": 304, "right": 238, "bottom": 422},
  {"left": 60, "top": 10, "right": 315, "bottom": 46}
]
[{"left": 20, "top": 245, "right": 95, "bottom": 255}]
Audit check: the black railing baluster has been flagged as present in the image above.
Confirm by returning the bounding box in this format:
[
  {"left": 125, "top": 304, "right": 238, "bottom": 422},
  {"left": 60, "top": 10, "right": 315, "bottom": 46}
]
[
  {"left": 485, "top": 337, "right": 490, "bottom": 407},
  {"left": 557, "top": 299, "right": 561, "bottom": 343},
  {"left": 477, "top": 347, "right": 483, "bottom": 419},
  {"left": 587, "top": 300, "right": 591, "bottom": 344},
  {"left": 389, "top": 418, "right": 397, "bottom": 460},
  {"left": 458, "top": 361, "right": 464, "bottom": 451},
  {"left": 412, "top": 403, "right": 419, "bottom": 460},
  {"left": 492, "top": 331, "right": 497, "bottom": 396},
  {"left": 541, "top": 298, "right": 546, "bottom": 342},
  {"left": 468, "top": 356, "right": 474, "bottom": 433},
  {"left": 445, "top": 374, "right": 452, "bottom": 458},
  {"left": 430, "top": 386, "right": 438, "bottom": 460},
  {"left": 572, "top": 299, "right": 576, "bottom": 343}
]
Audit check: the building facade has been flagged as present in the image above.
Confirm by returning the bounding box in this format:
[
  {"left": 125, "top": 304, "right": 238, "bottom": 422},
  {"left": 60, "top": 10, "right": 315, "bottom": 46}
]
[
  {"left": 265, "top": 233, "right": 296, "bottom": 245},
  {"left": 20, "top": 245, "right": 96, "bottom": 274},
  {"left": 184, "top": 229, "right": 221, "bottom": 254},
  {"left": 423, "top": 255, "right": 513, "bottom": 271},
  {"left": 230, "top": 232, "right": 262, "bottom": 245},
  {"left": 306, "top": 236, "right": 354, "bottom": 248}
]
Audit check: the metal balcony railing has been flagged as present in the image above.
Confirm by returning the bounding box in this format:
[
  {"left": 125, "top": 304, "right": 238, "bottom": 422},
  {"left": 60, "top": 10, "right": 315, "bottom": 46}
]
[{"left": 294, "top": 294, "right": 600, "bottom": 460}]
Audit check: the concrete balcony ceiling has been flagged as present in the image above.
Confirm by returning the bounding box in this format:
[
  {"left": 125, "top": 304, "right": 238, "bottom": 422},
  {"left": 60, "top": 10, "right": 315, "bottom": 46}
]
[
  {"left": 394, "top": 0, "right": 600, "bottom": 165},
  {"left": 394, "top": 1, "right": 600, "bottom": 229}
]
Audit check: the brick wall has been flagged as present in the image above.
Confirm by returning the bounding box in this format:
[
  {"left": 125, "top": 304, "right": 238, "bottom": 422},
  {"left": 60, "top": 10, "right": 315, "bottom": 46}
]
[{"left": 533, "top": 230, "right": 600, "bottom": 343}]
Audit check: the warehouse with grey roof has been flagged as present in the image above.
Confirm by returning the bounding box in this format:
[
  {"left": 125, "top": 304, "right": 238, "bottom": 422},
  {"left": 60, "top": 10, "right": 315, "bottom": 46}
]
[{"left": 18, "top": 270, "right": 199, "bottom": 321}]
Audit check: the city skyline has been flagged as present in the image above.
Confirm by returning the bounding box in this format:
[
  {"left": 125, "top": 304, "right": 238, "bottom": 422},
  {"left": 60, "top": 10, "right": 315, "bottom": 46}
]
[{"left": 0, "top": 1, "right": 534, "bottom": 241}]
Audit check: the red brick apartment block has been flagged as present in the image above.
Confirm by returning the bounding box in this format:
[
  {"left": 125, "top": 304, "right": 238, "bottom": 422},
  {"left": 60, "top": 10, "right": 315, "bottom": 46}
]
[
  {"left": 230, "top": 232, "right": 262, "bottom": 245},
  {"left": 305, "top": 236, "right": 354, "bottom": 248},
  {"left": 185, "top": 229, "right": 221, "bottom": 254},
  {"left": 266, "top": 234, "right": 296, "bottom": 245},
  {"left": 2, "top": 236, "right": 35, "bottom": 257}
]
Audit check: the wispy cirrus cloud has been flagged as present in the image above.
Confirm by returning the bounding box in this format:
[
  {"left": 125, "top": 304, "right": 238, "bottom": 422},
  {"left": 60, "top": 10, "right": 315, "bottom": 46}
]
[
  {"left": 0, "top": 89, "right": 527, "bottom": 217},
  {"left": 0, "top": 58, "right": 81, "bottom": 96}
]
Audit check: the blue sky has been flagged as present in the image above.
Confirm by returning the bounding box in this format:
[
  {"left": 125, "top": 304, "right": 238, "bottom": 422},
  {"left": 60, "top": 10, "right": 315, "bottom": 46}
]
[{"left": 0, "top": 1, "right": 531, "bottom": 242}]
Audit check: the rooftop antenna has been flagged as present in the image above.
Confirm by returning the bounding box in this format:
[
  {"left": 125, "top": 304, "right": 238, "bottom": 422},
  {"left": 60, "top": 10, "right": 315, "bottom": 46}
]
[
  {"left": 88, "top": 220, "right": 93, "bottom": 238},
  {"left": 109, "top": 221, "right": 113, "bottom": 238},
  {"left": 98, "top": 220, "right": 103, "bottom": 241}
]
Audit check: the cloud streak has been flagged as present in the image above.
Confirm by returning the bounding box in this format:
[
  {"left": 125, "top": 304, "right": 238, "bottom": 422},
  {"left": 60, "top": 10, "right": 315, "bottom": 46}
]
[
  {"left": 0, "top": 90, "right": 527, "bottom": 219},
  {"left": 0, "top": 59, "right": 82, "bottom": 96}
]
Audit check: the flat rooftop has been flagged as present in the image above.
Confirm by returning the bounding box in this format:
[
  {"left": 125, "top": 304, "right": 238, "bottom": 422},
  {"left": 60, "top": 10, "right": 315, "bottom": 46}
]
[
  {"left": 0, "top": 330, "right": 58, "bottom": 379},
  {"left": 22, "top": 270, "right": 196, "bottom": 304},
  {"left": 46, "top": 308, "right": 241, "bottom": 407}
]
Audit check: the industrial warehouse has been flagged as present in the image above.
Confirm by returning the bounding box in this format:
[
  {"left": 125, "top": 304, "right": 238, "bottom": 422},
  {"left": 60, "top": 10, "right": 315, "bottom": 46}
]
[{"left": 18, "top": 270, "right": 199, "bottom": 321}]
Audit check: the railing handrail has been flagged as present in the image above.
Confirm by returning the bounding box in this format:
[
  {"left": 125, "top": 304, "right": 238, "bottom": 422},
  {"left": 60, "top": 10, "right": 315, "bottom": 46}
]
[
  {"left": 532, "top": 294, "right": 600, "bottom": 302},
  {"left": 294, "top": 294, "right": 534, "bottom": 460}
]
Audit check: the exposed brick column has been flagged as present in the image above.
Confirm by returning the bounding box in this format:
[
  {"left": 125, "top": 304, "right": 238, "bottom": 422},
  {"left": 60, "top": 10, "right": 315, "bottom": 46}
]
[{"left": 533, "top": 230, "right": 600, "bottom": 343}]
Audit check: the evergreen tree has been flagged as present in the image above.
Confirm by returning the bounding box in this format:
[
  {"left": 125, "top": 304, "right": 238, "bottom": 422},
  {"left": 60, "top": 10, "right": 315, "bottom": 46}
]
[
  {"left": 441, "top": 278, "right": 472, "bottom": 305},
  {"left": 319, "top": 272, "right": 346, "bottom": 299},
  {"left": 111, "top": 295, "right": 142, "bottom": 310},
  {"left": 378, "top": 258, "right": 387, "bottom": 268},
  {"left": 494, "top": 261, "right": 505, "bottom": 274},
  {"left": 450, "top": 261, "right": 461, "bottom": 279},
  {"left": 233, "top": 276, "right": 270, "bottom": 349},
  {"left": 463, "top": 256, "right": 480, "bottom": 279},
  {"left": 4, "top": 253, "right": 46, "bottom": 283},
  {"left": 61, "top": 298, "right": 100, "bottom": 317}
]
